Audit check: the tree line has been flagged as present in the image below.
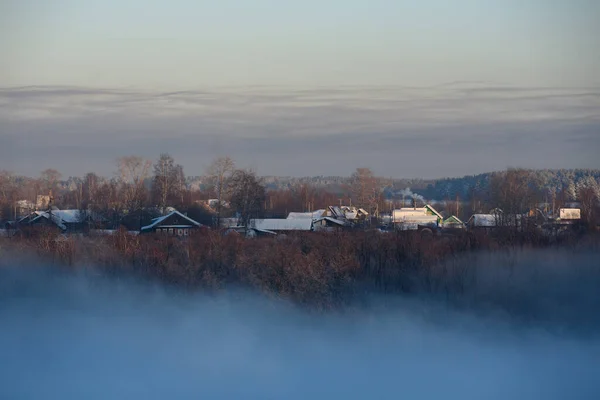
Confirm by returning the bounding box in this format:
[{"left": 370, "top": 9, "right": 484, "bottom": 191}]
[{"left": 1, "top": 156, "right": 599, "bottom": 228}]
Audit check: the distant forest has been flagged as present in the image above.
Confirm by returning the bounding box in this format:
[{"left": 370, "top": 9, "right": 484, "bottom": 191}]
[{"left": 257, "top": 169, "right": 600, "bottom": 202}]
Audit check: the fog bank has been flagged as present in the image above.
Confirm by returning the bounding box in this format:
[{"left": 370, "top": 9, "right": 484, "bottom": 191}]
[{"left": 1, "top": 256, "right": 599, "bottom": 399}]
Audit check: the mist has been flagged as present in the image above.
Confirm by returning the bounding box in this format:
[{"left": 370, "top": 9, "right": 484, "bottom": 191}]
[{"left": 1, "top": 250, "right": 599, "bottom": 399}]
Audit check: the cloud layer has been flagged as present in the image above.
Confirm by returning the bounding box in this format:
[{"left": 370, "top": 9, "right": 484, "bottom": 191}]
[{"left": 1, "top": 84, "right": 599, "bottom": 177}]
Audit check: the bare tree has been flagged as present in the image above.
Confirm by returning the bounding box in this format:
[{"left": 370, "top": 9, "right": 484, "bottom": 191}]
[
  {"left": 0, "top": 170, "right": 20, "bottom": 220},
  {"left": 350, "top": 167, "right": 385, "bottom": 216},
  {"left": 117, "top": 156, "right": 151, "bottom": 212},
  {"left": 291, "top": 183, "right": 317, "bottom": 212},
  {"left": 206, "top": 156, "right": 235, "bottom": 227},
  {"left": 39, "top": 169, "right": 62, "bottom": 201},
  {"left": 489, "top": 168, "right": 539, "bottom": 228},
  {"left": 82, "top": 173, "right": 101, "bottom": 208},
  {"left": 227, "top": 169, "right": 265, "bottom": 228},
  {"left": 577, "top": 177, "right": 600, "bottom": 225},
  {"left": 152, "top": 153, "right": 185, "bottom": 210}
]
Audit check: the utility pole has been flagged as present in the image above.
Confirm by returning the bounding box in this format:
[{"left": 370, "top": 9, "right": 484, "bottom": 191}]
[{"left": 456, "top": 193, "right": 459, "bottom": 217}]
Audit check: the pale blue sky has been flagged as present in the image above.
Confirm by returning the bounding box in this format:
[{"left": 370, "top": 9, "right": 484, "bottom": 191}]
[{"left": 1, "top": 0, "right": 599, "bottom": 88}]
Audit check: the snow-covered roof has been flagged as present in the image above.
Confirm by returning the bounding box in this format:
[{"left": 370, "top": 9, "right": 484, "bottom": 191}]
[
  {"left": 425, "top": 205, "right": 443, "bottom": 220},
  {"left": 328, "top": 206, "right": 345, "bottom": 219},
  {"left": 314, "top": 217, "right": 349, "bottom": 227},
  {"left": 286, "top": 209, "right": 326, "bottom": 220},
  {"left": 141, "top": 210, "right": 201, "bottom": 231},
  {"left": 248, "top": 227, "right": 277, "bottom": 236},
  {"left": 393, "top": 214, "right": 438, "bottom": 224},
  {"left": 251, "top": 218, "right": 313, "bottom": 231},
  {"left": 52, "top": 210, "right": 84, "bottom": 223},
  {"left": 444, "top": 215, "right": 464, "bottom": 224},
  {"left": 29, "top": 211, "right": 68, "bottom": 231},
  {"left": 393, "top": 205, "right": 442, "bottom": 219},
  {"left": 468, "top": 214, "right": 499, "bottom": 227}
]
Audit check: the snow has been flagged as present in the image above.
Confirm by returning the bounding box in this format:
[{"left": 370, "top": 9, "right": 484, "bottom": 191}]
[
  {"left": 393, "top": 205, "right": 442, "bottom": 222},
  {"left": 251, "top": 219, "right": 313, "bottom": 231},
  {"left": 141, "top": 210, "right": 201, "bottom": 231},
  {"left": 52, "top": 210, "right": 84, "bottom": 224},
  {"left": 468, "top": 214, "right": 499, "bottom": 227},
  {"left": 286, "top": 210, "right": 326, "bottom": 220},
  {"left": 314, "top": 217, "right": 349, "bottom": 227},
  {"left": 393, "top": 214, "right": 438, "bottom": 225}
]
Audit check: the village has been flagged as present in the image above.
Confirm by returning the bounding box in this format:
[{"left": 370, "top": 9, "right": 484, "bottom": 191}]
[
  {"left": 2, "top": 191, "right": 584, "bottom": 240},
  {"left": 1, "top": 161, "right": 596, "bottom": 241}
]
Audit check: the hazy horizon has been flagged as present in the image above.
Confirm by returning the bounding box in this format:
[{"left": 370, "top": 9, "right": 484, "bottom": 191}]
[
  {"left": 1, "top": 83, "right": 599, "bottom": 178},
  {"left": 2, "top": 1, "right": 600, "bottom": 177}
]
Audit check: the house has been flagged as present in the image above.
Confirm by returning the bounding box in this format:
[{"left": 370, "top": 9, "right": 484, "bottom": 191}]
[
  {"left": 466, "top": 214, "right": 498, "bottom": 229},
  {"left": 250, "top": 218, "right": 313, "bottom": 234},
  {"left": 252, "top": 218, "right": 313, "bottom": 232},
  {"left": 466, "top": 211, "right": 525, "bottom": 230},
  {"left": 319, "top": 206, "right": 370, "bottom": 223},
  {"left": 313, "top": 216, "right": 351, "bottom": 231},
  {"left": 18, "top": 209, "right": 105, "bottom": 233},
  {"left": 323, "top": 206, "right": 347, "bottom": 220},
  {"left": 443, "top": 215, "right": 465, "bottom": 229},
  {"left": 341, "top": 206, "right": 369, "bottom": 221},
  {"left": 220, "top": 217, "right": 314, "bottom": 236},
  {"left": 392, "top": 204, "right": 442, "bottom": 230},
  {"left": 558, "top": 208, "right": 581, "bottom": 220},
  {"left": 14, "top": 200, "right": 35, "bottom": 219},
  {"left": 140, "top": 210, "right": 202, "bottom": 236},
  {"left": 286, "top": 209, "right": 326, "bottom": 220}
]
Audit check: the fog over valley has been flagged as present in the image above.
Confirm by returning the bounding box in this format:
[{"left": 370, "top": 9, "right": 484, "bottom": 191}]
[{"left": 1, "top": 249, "right": 599, "bottom": 399}]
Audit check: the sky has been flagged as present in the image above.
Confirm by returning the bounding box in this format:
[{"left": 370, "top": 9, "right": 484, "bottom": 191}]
[
  {"left": 2, "top": 0, "right": 599, "bottom": 88},
  {"left": 1, "top": 0, "right": 599, "bottom": 177}
]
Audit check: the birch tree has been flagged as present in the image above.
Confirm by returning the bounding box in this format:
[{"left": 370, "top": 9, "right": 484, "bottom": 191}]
[
  {"left": 152, "top": 153, "right": 185, "bottom": 210},
  {"left": 117, "top": 156, "right": 151, "bottom": 212},
  {"left": 227, "top": 169, "right": 265, "bottom": 228},
  {"left": 206, "top": 156, "right": 235, "bottom": 227}
]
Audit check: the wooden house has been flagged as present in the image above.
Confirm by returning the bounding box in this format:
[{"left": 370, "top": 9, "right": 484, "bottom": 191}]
[{"left": 140, "top": 210, "right": 202, "bottom": 236}]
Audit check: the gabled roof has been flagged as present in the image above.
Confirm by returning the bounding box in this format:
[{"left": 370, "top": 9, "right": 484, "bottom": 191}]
[
  {"left": 328, "top": 206, "right": 345, "bottom": 219},
  {"left": 444, "top": 215, "right": 464, "bottom": 224},
  {"left": 251, "top": 218, "right": 313, "bottom": 231},
  {"left": 141, "top": 210, "right": 202, "bottom": 231},
  {"left": 25, "top": 211, "right": 68, "bottom": 231},
  {"left": 314, "top": 217, "right": 350, "bottom": 227},
  {"left": 393, "top": 205, "right": 442, "bottom": 221},
  {"left": 425, "top": 204, "right": 443, "bottom": 220},
  {"left": 286, "top": 209, "right": 326, "bottom": 220},
  {"left": 467, "top": 214, "right": 498, "bottom": 227}
]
